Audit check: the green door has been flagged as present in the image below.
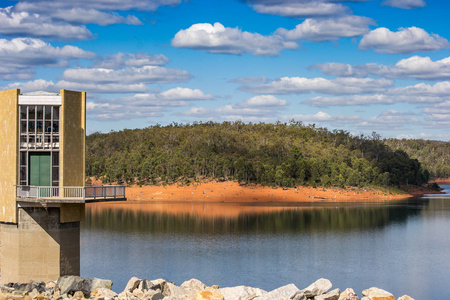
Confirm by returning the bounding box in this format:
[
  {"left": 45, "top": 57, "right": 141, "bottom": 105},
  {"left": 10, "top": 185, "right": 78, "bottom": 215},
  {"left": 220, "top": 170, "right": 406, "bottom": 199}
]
[{"left": 29, "top": 152, "right": 51, "bottom": 186}]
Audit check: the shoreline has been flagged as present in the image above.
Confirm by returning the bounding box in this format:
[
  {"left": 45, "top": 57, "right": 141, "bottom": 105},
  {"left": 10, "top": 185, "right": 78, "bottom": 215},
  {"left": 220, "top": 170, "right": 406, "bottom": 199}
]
[{"left": 118, "top": 180, "right": 444, "bottom": 203}]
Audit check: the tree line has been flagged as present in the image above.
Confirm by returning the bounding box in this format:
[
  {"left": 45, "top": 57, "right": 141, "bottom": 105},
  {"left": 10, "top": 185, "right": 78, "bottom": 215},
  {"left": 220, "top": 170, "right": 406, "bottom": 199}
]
[{"left": 86, "top": 121, "right": 434, "bottom": 188}]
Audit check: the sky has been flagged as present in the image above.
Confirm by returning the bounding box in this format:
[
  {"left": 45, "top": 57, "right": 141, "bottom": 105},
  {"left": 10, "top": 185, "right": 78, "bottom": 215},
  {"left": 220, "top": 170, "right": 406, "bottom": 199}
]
[{"left": 1, "top": 0, "right": 450, "bottom": 141}]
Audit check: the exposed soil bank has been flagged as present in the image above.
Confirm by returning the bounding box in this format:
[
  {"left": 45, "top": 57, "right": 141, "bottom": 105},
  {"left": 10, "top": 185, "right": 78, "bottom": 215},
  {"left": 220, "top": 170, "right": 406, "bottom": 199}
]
[
  {"left": 433, "top": 177, "right": 450, "bottom": 184},
  {"left": 120, "top": 180, "right": 440, "bottom": 203}
]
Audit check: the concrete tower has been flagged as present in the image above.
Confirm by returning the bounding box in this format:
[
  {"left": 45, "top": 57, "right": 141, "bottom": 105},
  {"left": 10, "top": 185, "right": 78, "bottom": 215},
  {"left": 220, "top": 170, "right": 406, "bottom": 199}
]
[{"left": 0, "top": 89, "right": 124, "bottom": 283}]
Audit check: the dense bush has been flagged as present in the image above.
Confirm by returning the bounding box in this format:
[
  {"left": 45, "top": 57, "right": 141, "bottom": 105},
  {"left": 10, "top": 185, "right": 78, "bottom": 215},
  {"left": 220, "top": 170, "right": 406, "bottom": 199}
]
[{"left": 86, "top": 121, "right": 431, "bottom": 187}]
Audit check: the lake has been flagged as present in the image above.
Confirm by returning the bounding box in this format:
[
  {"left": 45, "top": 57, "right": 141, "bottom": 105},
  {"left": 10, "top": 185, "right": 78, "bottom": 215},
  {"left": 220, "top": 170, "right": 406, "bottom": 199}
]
[{"left": 81, "top": 185, "right": 450, "bottom": 299}]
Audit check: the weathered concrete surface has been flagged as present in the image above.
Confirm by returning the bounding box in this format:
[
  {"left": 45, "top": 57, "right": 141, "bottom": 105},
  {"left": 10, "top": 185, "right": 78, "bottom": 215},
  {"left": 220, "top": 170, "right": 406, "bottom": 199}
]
[{"left": 1, "top": 206, "right": 80, "bottom": 284}]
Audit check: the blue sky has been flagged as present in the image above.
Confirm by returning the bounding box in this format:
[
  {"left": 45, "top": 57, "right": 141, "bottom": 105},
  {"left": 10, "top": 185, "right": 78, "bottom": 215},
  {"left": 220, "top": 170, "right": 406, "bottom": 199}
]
[{"left": 1, "top": 0, "right": 450, "bottom": 140}]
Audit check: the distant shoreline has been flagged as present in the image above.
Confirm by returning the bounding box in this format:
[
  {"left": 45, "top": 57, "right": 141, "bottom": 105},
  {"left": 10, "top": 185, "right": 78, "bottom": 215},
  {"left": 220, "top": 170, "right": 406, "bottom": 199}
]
[{"left": 116, "top": 180, "right": 444, "bottom": 203}]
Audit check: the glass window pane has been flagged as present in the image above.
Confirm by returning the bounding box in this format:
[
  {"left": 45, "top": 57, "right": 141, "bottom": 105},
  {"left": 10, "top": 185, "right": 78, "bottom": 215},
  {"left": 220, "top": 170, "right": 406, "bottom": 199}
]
[
  {"left": 52, "top": 152, "right": 59, "bottom": 166},
  {"left": 20, "top": 167, "right": 26, "bottom": 181},
  {"left": 37, "top": 106, "right": 43, "bottom": 120},
  {"left": 52, "top": 167, "right": 59, "bottom": 181},
  {"left": 53, "top": 107, "right": 59, "bottom": 120},
  {"left": 45, "top": 121, "right": 52, "bottom": 133},
  {"left": 37, "top": 121, "right": 43, "bottom": 133},
  {"left": 20, "top": 152, "right": 26, "bottom": 165},
  {"left": 53, "top": 121, "right": 59, "bottom": 133},
  {"left": 45, "top": 106, "right": 52, "bottom": 120},
  {"left": 28, "top": 121, "right": 35, "bottom": 134},
  {"left": 29, "top": 106, "right": 36, "bottom": 119},
  {"left": 20, "top": 106, "right": 27, "bottom": 120},
  {"left": 20, "top": 121, "right": 27, "bottom": 133}
]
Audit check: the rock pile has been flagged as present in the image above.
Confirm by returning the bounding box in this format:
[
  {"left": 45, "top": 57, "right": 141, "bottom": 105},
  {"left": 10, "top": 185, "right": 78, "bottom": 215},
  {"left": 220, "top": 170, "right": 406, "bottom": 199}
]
[{"left": 0, "top": 276, "right": 416, "bottom": 300}]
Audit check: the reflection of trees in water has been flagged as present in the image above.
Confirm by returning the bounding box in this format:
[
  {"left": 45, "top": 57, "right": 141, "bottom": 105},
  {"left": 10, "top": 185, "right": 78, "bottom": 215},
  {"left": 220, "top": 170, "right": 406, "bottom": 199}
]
[{"left": 82, "top": 201, "right": 427, "bottom": 234}]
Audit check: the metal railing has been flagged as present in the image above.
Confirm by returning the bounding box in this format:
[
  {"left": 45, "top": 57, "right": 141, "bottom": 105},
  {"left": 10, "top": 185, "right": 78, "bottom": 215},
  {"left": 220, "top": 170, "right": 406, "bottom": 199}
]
[{"left": 17, "top": 185, "right": 126, "bottom": 201}]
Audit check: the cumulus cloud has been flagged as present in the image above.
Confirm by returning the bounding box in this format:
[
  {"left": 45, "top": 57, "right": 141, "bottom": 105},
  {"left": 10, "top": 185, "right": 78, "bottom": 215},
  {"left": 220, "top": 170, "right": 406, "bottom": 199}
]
[
  {"left": 0, "top": 7, "right": 94, "bottom": 40},
  {"left": 382, "top": 0, "right": 426, "bottom": 9},
  {"left": 94, "top": 52, "right": 170, "bottom": 68},
  {"left": 171, "top": 22, "right": 297, "bottom": 56},
  {"left": 180, "top": 95, "right": 288, "bottom": 122},
  {"left": 249, "top": 0, "right": 349, "bottom": 18},
  {"left": 277, "top": 16, "right": 374, "bottom": 41},
  {"left": 62, "top": 65, "right": 192, "bottom": 85},
  {"left": 359, "top": 26, "right": 450, "bottom": 54},
  {"left": 357, "top": 110, "right": 421, "bottom": 130},
  {"left": 240, "top": 76, "right": 393, "bottom": 95},
  {"left": 86, "top": 87, "right": 213, "bottom": 121},
  {"left": 282, "top": 111, "right": 361, "bottom": 127},
  {"left": 0, "top": 38, "right": 95, "bottom": 80},
  {"left": 312, "top": 55, "right": 450, "bottom": 80},
  {"left": 228, "top": 76, "right": 269, "bottom": 84},
  {"left": 303, "top": 94, "right": 443, "bottom": 107}
]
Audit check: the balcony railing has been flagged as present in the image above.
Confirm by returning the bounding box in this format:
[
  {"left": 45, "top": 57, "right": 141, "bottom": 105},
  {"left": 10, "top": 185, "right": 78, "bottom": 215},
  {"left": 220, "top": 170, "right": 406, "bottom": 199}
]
[{"left": 16, "top": 185, "right": 126, "bottom": 203}]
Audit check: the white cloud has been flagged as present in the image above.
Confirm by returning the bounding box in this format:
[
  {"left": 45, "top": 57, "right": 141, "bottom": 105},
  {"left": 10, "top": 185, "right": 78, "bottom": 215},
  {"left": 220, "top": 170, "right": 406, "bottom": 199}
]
[
  {"left": 180, "top": 95, "right": 288, "bottom": 121},
  {"left": 171, "top": 22, "right": 297, "bottom": 56},
  {"left": 237, "top": 95, "right": 289, "bottom": 107},
  {"left": 277, "top": 16, "right": 374, "bottom": 42},
  {"left": 15, "top": 0, "right": 182, "bottom": 13},
  {"left": 229, "top": 76, "right": 268, "bottom": 84},
  {"left": 359, "top": 26, "right": 450, "bottom": 54},
  {"left": 282, "top": 111, "right": 361, "bottom": 127},
  {"left": 357, "top": 110, "right": 421, "bottom": 130},
  {"left": 309, "top": 62, "right": 367, "bottom": 77},
  {"left": 0, "top": 38, "right": 95, "bottom": 80},
  {"left": 86, "top": 87, "right": 212, "bottom": 121},
  {"left": 250, "top": 1, "right": 348, "bottom": 18},
  {"left": 311, "top": 56, "right": 450, "bottom": 80},
  {"left": 159, "top": 87, "right": 213, "bottom": 100},
  {"left": 382, "top": 0, "right": 426, "bottom": 9},
  {"left": 44, "top": 8, "right": 142, "bottom": 26},
  {"left": 0, "top": 6, "right": 94, "bottom": 40},
  {"left": 94, "top": 52, "right": 170, "bottom": 68},
  {"left": 3, "top": 79, "right": 57, "bottom": 92},
  {"left": 240, "top": 77, "right": 393, "bottom": 95},
  {"left": 390, "top": 81, "right": 450, "bottom": 97},
  {"left": 62, "top": 65, "right": 192, "bottom": 85},
  {"left": 303, "top": 94, "right": 443, "bottom": 107}
]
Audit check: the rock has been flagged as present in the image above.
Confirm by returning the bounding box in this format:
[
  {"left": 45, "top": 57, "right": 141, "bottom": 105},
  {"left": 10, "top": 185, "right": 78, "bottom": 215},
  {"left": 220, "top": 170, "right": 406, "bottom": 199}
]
[
  {"left": 181, "top": 279, "right": 207, "bottom": 293},
  {"left": 73, "top": 291, "right": 84, "bottom": 299},
  {"left": 124, "top": 278, "right": 142, "bottom": 293},
  {"left": 315, "top": 288, "right": 341, "bottom": 300},
  {"left": 92, "top": 288, "right": 118, "bottom": 300},
  {"left": 361, "top": 288, "right": 395, "bottom": 300},
  {"left": 151, "top": 293, "right": 164, "bottom": 300},
  {"left": 258, "top": 284, "right": 300, "bottom": 300},
  {"left": 338, "top": 288, "right": 359, "bottom": 300},
  {"left": 57, "top": 276, "right": 113, "bottom": 298},
  {"left": 218, "top": 285, "right": 267, "bottom": 299},
  {"left": 137, "top": 280, "right": 155, "bottom": 292},
  {"left": 301, "top": 279, "right": 332, "bottom": 298},
  {"left": 161, "top": 282, "right": 187, "bottom": 297},
  {"left": 8, "top": 281, "right": 46, "bottom": 294},
  {"left": 0, "top": 284, "right": 14, "bottom": 294},
  {"left": 290, "top": 291, "right": 306, "bottom": 300},
  {"left": 195, "top": 287, "right": 224, "bottom": 300},
  {"left": 141, "top": 289, "right": 159, "bottom": 300},
  {"left": 398, "top": 296, "right": 415, "bottom": 300}
]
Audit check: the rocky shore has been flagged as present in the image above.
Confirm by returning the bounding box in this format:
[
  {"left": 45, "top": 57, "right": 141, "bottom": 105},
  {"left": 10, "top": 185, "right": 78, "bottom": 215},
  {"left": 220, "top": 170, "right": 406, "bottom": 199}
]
[{"left": 0, "top": 276, "right": 416, "bottom": 300}]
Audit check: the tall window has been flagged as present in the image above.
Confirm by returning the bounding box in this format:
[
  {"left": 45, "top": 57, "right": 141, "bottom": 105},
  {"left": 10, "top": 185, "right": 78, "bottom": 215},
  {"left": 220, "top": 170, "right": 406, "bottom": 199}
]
[{"left": 18, "top": 105, "right": 60, "bottom": 186}]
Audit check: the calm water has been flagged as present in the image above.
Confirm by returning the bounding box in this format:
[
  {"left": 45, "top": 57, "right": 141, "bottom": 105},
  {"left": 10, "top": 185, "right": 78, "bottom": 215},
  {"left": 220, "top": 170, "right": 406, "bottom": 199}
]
[{"left": 81, "top": 185, "right": 450, "bottom": 299}]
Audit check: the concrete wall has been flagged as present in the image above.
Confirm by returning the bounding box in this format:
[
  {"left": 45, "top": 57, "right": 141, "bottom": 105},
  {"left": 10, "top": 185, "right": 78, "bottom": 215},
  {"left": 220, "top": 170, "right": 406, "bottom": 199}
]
[
  {"left": 60, "top": 89, "right": 86, "bottom": 188},
  {"left": 1, "top": 206, "right": 80, "bottom": 283},
  {"left": 0, "top": 89, "right": 19, "bottom": 223}
]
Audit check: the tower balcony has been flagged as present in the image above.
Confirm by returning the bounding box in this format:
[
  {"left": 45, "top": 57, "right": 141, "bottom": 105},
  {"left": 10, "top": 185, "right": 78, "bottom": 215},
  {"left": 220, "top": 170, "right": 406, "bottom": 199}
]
[{"left": 16, "top": 185, "right": 126, "bottom": 203}]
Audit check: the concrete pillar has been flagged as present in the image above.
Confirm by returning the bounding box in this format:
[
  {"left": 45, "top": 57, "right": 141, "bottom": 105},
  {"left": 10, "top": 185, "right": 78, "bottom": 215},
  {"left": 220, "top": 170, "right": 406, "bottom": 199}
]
[{"left": 0, "top": 205, "right": 80, "bottom": 283}]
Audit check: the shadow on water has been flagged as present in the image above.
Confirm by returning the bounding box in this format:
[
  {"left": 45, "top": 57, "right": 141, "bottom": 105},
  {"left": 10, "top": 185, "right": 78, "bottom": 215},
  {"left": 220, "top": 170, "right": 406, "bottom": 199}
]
[{"left": 82, "top": 198, "right": 431, "bottom": 234}]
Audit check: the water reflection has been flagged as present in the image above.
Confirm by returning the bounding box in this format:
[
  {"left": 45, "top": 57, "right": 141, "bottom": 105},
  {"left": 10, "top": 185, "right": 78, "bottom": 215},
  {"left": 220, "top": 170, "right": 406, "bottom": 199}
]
[{"left": 83, "top": 199, "right": 427, "bottom": 234}]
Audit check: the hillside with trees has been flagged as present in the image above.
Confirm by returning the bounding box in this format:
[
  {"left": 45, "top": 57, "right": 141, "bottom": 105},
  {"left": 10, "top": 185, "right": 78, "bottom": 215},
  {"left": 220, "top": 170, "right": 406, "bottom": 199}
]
[
  {"left": 86, "top": 121, "right": 436, "bottom": 189},
  {"left": 384, "top": 138, "right": 450, "bottom": 179}
]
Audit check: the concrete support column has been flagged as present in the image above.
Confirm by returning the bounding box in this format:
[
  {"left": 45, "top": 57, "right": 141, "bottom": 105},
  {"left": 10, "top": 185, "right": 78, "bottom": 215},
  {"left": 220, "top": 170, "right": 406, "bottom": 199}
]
[{"left": 0, "top": 205, "right": 80, "bottom": 283}]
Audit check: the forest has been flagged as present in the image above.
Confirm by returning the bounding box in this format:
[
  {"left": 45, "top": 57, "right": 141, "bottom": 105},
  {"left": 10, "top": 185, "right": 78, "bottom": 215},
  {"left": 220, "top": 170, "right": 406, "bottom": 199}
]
[{"left": 86, "top": 121, "right": 446, "bottom": 189}]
